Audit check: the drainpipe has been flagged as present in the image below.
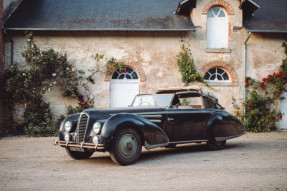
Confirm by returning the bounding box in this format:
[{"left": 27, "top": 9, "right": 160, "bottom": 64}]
[
  {"left": 2, "top": 28, "right": 13, "bottom": 66},
  {"left": 1, "top": 0, "right": 25, "bottom": 67},
  {"left": 244, "top": 31, "right": 252, "bottom": 114}
]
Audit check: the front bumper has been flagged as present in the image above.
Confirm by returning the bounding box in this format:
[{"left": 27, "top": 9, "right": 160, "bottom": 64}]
[{"left": 54, "top": 140, "right": 105, "bottom": 151}]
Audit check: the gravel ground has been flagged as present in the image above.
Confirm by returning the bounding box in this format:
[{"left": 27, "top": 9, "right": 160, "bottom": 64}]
[{"left": 0, "top": 132, "right": 287, "bottom": 191}]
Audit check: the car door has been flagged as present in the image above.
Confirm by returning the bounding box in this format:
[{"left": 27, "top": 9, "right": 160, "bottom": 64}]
[{"left": 166, "top": 93, "right": 212, "bottom": 142}]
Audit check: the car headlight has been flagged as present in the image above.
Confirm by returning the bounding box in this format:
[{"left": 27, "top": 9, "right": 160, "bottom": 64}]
[
  {"left": 64, "top": 121, "right": 72, "bottom": 132},
  {"left": 64, "top": 134, "right": 70, "bottom": 142},
  {"left": 92, "top": 136, "right": 99, "bottom": 144},
  {"left": 93, "top": 122, "right": 102, "bottom": 135}
]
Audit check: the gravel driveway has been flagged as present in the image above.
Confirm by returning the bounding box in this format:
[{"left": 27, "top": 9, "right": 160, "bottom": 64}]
[{"left": 0, "top": 132, "right": 287, "bottom": 191}]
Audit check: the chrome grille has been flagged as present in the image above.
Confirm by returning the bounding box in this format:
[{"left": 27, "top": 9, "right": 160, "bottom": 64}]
[{"left": 75, "top": 113, "right": 89, "bottom": 144}]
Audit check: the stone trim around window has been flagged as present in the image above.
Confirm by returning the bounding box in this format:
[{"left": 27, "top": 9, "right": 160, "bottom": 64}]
[
  {"left": 205, "top": 48, "right": 232, "bottom": 53},
  {"left": 202, "top": 0, "right": 235, "bottom": 15},
  {"left": 201, "top": 61, "right": 239, "bottom": 87},
  {"left": 104, "top": 61, "right": 146, "bottom": 82}
]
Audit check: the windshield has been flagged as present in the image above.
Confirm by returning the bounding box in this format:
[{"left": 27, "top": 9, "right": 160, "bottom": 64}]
[{"left": 131, "top": 94, "right": 173, "bottom": 107}]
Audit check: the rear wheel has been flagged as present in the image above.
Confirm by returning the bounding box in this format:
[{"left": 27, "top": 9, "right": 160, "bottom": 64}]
[
  {"left": 66, "top": 148, "right": 94, "bottom": 159},
  {"left": 207, "top": 139, "right": 226, "bottom": 150},
  {"left": 109, "top": 128, "right": 142, "bottom": 165}
]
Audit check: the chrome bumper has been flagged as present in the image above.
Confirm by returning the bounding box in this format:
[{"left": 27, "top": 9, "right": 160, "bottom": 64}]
[{"left": 54, "top": 140, "right": 105, "bottom": 151}]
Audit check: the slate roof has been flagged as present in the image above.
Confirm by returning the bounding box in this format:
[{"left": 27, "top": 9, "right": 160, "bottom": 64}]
[
  {"left": 243, "top": 0, "right": 287, "bottom": 33},
  {"left": 4, "top": 0, "right": 195, "bottom": 31}
]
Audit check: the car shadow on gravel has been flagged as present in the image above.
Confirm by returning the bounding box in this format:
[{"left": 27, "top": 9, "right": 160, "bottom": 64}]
[
  {"left": 139, "top": 142, "right": 245, "bottom": 163},
  {"left": 77, "top": 142, "right": 245, "bottom": 166}
]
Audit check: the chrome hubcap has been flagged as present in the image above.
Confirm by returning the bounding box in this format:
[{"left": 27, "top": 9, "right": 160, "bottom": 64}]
[{"left": 118, "top": 134, "right": 137, "bottom": 159}]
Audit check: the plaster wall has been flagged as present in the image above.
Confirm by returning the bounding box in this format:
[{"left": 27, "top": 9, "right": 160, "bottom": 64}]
[
  {"left": 10, "top": 29, "right": 245, "bottom": 118},
  {"left": 8, "top": 0, "right": 249, "bottom": 118},
  {"left": 246, "top": 33, "right": 286, "bottom": 80}
]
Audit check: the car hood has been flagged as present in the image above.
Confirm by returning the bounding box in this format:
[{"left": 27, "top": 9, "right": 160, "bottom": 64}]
[{"left": 82, "top": 106, "right": 167, "bottom": 121}]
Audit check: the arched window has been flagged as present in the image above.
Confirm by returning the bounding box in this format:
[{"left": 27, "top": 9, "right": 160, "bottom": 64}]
[
  {"left": 204, "top": 67, "right": 230, "bottom": 82},
  {"left": 206, "top": 7, "right": 228, "bottom": 49},
  {"left": 111, "top": 67, "right": 139, "bottom": 80}
]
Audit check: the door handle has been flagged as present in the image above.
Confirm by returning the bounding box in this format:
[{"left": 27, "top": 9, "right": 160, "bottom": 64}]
[{"left": 168, "top": 118, "right": 175, "bottom": 121}]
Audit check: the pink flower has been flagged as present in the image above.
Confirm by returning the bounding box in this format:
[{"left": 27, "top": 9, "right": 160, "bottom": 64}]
[{"left": 249, "top": 105, "right": 252, "bottom": 107}]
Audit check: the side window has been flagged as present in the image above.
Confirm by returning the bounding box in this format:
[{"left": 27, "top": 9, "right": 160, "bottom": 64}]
[
  {"left": 174, "top": 93, "right": 203, "bottom": 109},
  {"left": 206, "top": 7, "right": 228, "bottom": 49}
]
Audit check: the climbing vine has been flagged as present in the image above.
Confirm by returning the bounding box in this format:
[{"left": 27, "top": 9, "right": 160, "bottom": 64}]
[
  {"left": 176, "top": 41, "right": 204, "bottom": 85},
  {"left": 0, "top": 33, "right": 93, "bottom": 136},
  {"left": 233, "top": 42, "right": 287, "bottom": 132}
]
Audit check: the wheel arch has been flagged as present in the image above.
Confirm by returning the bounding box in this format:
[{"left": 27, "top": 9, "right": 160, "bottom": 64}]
[
  {"left": 206, "top": 111, "right": 245, "bottom": 141},
  {"left": 101, "top": 113, "right": 169, "bottom": 149}
]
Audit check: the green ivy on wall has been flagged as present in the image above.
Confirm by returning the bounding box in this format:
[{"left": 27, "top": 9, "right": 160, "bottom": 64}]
[
  {"left": 0, "top": 32, "right": 93, "bottom": 136},
  {"left": 176, "top": 41, "right": 204, "bottom": 85}
]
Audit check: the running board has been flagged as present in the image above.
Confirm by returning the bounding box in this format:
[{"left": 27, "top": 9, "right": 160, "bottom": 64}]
[{"left": 169, "top": 140, "right": 208, "bottom": 144}]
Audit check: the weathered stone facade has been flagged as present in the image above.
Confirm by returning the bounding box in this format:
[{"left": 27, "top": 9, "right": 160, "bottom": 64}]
[
  {"left": 0, "top": 0, "right": 5, "bottom": 135},
  {"left": 2, "top": 0, "right": 287, "bottom": 129}
]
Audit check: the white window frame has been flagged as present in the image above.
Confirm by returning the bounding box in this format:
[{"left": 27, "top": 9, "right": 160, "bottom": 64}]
[
  {"left": 204, "top": 67, "right": 231, "bottom": 86},
  {"left": 206, "top": 7, "right": 228, "bottom": 49}
]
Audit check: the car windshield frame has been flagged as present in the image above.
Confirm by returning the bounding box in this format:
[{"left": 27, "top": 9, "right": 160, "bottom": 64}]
[{"left": 131, "top": 94, "right": 174, "bottom": 107}]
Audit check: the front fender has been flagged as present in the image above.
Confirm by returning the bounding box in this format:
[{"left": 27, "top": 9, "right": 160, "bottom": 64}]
[
  {"left": 101, "top": 113, "right": 169, "bottom": 150},
  {"left": 59, "top": 113, "right": 80, "bottom": 141},
  {"left": 207, "top": 112, "right": 245, "bottom": 141}
]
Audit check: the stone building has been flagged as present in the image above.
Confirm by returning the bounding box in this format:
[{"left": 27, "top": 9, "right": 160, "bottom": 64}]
[
  {"left": 1, "top": 0, "right": 287, "bottom": 131},
  {"left": 0, "top": 0, "right": 4, "bottom": 135}
]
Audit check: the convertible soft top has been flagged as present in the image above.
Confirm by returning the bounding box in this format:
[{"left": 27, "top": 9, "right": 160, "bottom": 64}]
[{"left": 155, "top": 85, "right": 218, "bottom": 102}]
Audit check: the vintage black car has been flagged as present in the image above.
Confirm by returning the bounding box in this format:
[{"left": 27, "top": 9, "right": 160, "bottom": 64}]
[{"left": 55, "top": 86, "right": 245, "bottom": 165}]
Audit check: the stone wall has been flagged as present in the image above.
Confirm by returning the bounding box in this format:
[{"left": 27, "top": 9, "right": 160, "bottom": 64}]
[
  {"left": 5, "top": 0, "right": 287, "bottom": 129},
  {"left": 0, "top": 0, "right": 5, "bottom": 136}
]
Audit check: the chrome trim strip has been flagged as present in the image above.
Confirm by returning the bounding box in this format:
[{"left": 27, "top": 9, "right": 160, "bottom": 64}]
[
  {"left": 139, "top": 115, "right": 162, "bottom": 118},
  {"left": 137, "top": 110, "right": 216, "bottom": 115},
  {"left": 148, "top": 120, "right": 162, "bottom": 123},
  {"left": 169, "top": 140, "right": 208, "bottom": 144}
]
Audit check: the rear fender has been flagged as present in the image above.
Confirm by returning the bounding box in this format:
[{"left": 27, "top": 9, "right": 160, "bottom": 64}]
[
  {"left": 101, "top": 113, "right": 169, "bottom": 150},
  {"left": 207, "top": 112, "right": 245, "bottom": 141}
]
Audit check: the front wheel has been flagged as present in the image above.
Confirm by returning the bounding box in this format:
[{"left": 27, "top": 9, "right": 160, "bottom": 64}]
[
  {"left": 65, "top": 148, "right": 94, "bottom": 159},
  {"left": 207, "top": 140, "right": 226, "bottom": 150},
  {"left": 109, "top": 128, "right": 142, "bottom": 165}
]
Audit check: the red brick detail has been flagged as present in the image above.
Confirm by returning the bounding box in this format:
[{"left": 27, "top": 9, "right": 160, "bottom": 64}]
[
  {"left": 202, "top": 0, "right": 235, "bottom": 15},
  {"left": 201, "top": 61, "right": 238, "bottom": 82},
  {"left": 104, "top": 61, "right": 146, "bottom": 82}
]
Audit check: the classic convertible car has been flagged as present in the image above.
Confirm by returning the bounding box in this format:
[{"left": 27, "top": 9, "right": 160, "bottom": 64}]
[{"left": 55, "top": 86, "right": 245, "bottom": 165}]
